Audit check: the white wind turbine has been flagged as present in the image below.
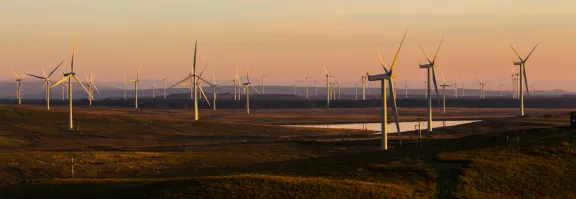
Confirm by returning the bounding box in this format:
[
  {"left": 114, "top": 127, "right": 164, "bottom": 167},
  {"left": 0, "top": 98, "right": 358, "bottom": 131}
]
[
  {"left": 360, "top": 69, "right": 367, "bottom": 100},
  {"left": 419, "top": 37, "right": 443, "bottom": 134},
  {"left": 476, "top": 79, "right": 490, "bottom": 99},
  {"left": 162, "top": 77, "right": 168, "bottom": 99},
  {"left": 323, "top": 66, "right": 333, "bottom": 108},
  {"left": 231, "top": 68, "right": 240, "bottom": 100},
  {"left": 241, "top": 66, "right": 261, "bottom": 114},
  {"left": 51, "top": 36, "right": 93, "bottom": 130},
  {"left": 439, "top": 72, "right": 451, "bottom": 114},
  {"left": 304, "top": 76, "right": 311, "bottom": 99},
  {"left": 12, "top": 72, "right": 27, "bottom": 105},
  {"left": 26, "top": 61, "right": 63, "bottom": 110},
  {"left": 152, "top": 84, "right": 160, "bottom": 99},
  {"left": 367, "top": 30, "right": 407, "bottom": 150},
  {"left": 355, "top": 83, "right": 358, "bottom": 100},
  {"left": 404, "top": 80, "right": 409, "bottom": 99},
  {"left": 500, "top": 84, "right": 504, "bottom": 97},
  {"left": 84, "top": 72, "right": 100, "bottom": 106},
  {"left": 170, "top": 42, "right": 213, "bottom": 120},
  {"left": 510, "top": 43, "right": 538, "bottom": 116},
  {"left": 293, "top": 84, "right": 297, "bottom": 96},
  {"left": 130, "top": 66, "right": 142, "bottom": 108},
  {"left": 260, "top": 72, "right": 267, "bottom": 95},
  {"left": 211, "top": 72, "right": 219, "bottom": 110}
]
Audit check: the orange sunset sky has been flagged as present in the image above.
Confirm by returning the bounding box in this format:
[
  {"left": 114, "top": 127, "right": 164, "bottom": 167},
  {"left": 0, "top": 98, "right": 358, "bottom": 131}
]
[{"left": 1, "top": 1, "right": 575, "bottom": 90}]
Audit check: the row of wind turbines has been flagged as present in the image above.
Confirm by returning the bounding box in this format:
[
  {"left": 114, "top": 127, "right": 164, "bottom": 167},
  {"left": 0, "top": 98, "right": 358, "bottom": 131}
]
[{"left": 12, "top": 33, "right": 539, "bottom": 151}]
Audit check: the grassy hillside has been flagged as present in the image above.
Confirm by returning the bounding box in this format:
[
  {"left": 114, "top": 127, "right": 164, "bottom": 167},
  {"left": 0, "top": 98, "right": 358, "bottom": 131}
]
[{"left": 0, "top": 105, "right": 574, "bottom": 198}]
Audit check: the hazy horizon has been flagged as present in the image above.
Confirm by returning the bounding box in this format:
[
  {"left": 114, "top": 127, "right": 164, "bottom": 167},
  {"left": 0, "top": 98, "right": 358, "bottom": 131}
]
[{"left": 2, "top": 1, "right": 575, "bottom": 91}]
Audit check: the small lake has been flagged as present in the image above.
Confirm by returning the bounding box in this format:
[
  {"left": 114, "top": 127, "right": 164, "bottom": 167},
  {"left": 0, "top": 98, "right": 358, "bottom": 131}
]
[{"left": 287, "top": 120, "right": 480, "bottom": 133}]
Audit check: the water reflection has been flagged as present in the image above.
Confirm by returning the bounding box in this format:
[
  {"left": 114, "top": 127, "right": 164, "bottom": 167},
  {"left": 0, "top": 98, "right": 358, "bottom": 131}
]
[{"left": 287, "top": 120, "right": 480, "bottom": 134}]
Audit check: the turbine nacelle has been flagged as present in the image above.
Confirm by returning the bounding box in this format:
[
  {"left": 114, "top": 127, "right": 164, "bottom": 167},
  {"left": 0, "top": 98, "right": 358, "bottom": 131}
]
[
  {"left": 64, "top": 72, "right": 75, "bottom": 76},
  {"left": 367, "top": 73, "right": 391, "bottom": 81},
  {"left": 419, "top": 64, "right": 433, "bottom": 68}
]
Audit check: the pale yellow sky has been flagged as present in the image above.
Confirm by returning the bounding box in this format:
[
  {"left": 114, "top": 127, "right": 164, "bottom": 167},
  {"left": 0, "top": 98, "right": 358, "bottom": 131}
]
[{"left": 1, "top": 1, "right": 575, "bottom": 90}]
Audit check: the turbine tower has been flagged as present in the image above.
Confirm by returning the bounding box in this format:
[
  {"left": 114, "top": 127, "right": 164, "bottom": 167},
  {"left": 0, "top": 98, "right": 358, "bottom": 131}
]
[
  {"left": 162, "top": 77, "right": 167, "bottom": 99},
  {"left": 131, "top": 65, "right": 142, "bottom": 109},
  {"left": 260, "top": 72, "right": 267, "bottom": 95},
  {"left": 241, "top": 65, "right": 261, "bottom": 114},
  {"left": 12, "top": 72, "right": 27, "bottom": 105},
  {"left": 211, "top": 72, "right": 219, "bottom": 110},
  {"left": 367, "top": 30, "right": 407, "bottom": 150},
  {"left": 51, "top": 35, "right": 92, "bottom": 130},
  {"left": 305, "top": 76, "right": 311, "bottom": 99},
  {"left": 124, "top": 76, "right": 127, "bottom": 100},
  {"left": 323, "top": 66, "right": 333, "bottom": 108},
  {"left": 419, "top": 37, "right": 443, "bottom": 134},
  {"left": 510, "top": 43, "right": 538, "bottom": 116},
  {"left": 26, "top": 61, "right": 63, "bottom": 110},
  {"left": 404, "top": 80, "right": 409, "bottom": 99},
  {"left": 439, "top": 72, "right": 451, "bottom": 114},
  {"left": 500, "top": 84, "right": 504, "bottom": 97},
  {"left": 152, "top": 84, "right": 160, "bottom": 99},
  {"left": 360, "top": 69, "right": 367, "bottom": 100}
]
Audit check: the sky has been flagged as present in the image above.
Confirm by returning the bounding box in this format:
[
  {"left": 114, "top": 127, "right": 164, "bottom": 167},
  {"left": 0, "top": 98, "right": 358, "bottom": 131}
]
[{"left": 1, "top": 0, "right": 576, "bottom": 91}]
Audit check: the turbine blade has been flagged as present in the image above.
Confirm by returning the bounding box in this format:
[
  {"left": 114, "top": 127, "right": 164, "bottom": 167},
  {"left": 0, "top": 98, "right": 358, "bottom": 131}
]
[
  {"left": 420, "top": 46, "right": 432, "bottom": 64},
  {"left": 389, "top": 29, "right": 408, "bottom": 76},
  {"left": 42, "top": 68, "right": 47, "bottom": 78},
  {"left": 376, "top": 51, "right": 390, "bottom": 74},
  {"left": 198, "top": 62, "right": 208, "bottom": 77},
  {"left": 93, "top": 83, "right": 101, "bottom": 95},
  {"left": 198, "top": 86, "right": 212, "bottom": 107},
  {"left": 524, "top": 43, "right": 539, "bottom": 62},
  {"left": 509, "top": 44, "right": 524, "bottom": 62},
  {"left": 12, "top": 71, "right": 20, "bottom": 79},
  {"left": 40, "top": 81, "right": 46, "bottom": 92},
  {"left": 432, "top": 67, "right": 441, "bottom": 104},
  {"left": 250, "top": 84, "right": 261, "bottom": 95},
  {"left": 432, "top": 37, "right": 444, "bottom": 64},
  {"left": 26, "top": 73, "right": 46, "bottom": 80},
  {"left": 84, "top": 72, "right": 90, "bottom": 83},
  {"left": 212, "top": 71, "right": 216, "bottom": 84},
  {"left": 388, "top": 79, "right": 401, "bottom": 136},
  {"left": 324, "top": 65, "right": 328, "bottom": 74},
  {"left": 73, "top": 75, "right": 93, "bottom": 99},
  {"left": 51, "top": 76, "right": 71, "bottom": 88},
  {"left": 523, "top": 65, "right": 530, "bottom": 95},
  {"left": 169, "top": 75, "right": 193, "bottom": 88},
  {"left": 48, "top": 61, "right": 64, "bottom": 78}
]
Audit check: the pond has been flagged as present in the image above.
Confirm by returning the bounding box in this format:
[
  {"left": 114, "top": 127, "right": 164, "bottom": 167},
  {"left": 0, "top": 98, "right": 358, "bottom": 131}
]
[{"left": 286, "top": 120, "right": 480, "bottom": 133}]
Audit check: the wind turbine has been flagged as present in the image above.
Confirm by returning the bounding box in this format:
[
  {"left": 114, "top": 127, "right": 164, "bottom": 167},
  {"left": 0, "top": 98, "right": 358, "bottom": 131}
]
[
  {"left": 360, "top": 69, "right": 367, "bottom": 100},
  {"left": 241, "top": 65, "right": 261, "bottom": 114},
  {"left": 162, "top": 77, "right": 167, "bottom": 99},
  {"left": 84, "top": 72, "right": 99, "bottom": 106},
  {"left": 293, "top": 84, "right": 297, "bottom": 96},
  {"left": 305, "top": 76, "right": 311, "bottom": 99},
  {"left": 152, "top": 84, "right": 160, "bottom": 99},
  {"left": 211, "top": 72, "right": 219, "bottom": 110},
  {"left": 337, "top": 80, "right": 341, "bottom": 99},
  {"left": 51, "top": 35, "right": 93, "bottom": 130},
  {"left": 323, "top": 66, "right": 333, "bottom": 108},
  {"left": 12, "top": 72, "right": 27, "bottom": 105},
  {"left": 260, "top": 72, "right": 267, "bottom": 95},
  {"left": 500, "top": 84, "right": 504, "bottom": 97},
  {"left": 510, "top": 43, "right": 538, "bottom": 116},
  {"left": 367, "top": 30, "right": 407, "bottom": 150},
  {"left": 419, "top": 37, "right": 443, "bottom": 134},
  {"left": 477, "top": 79, "right": 490, "bottom": 99},
  {"left": 453, "top": 82, "right": 458, "bottom": 98},
  {"left": 461, "top": 83, "right": 465, "bottom": 97},
  {"left": 404, "top": 80, "right": 409, "bottom": 99},
  {"left": 355, "top": 83, "right": 358, "bottom": 100},
  {"left": 232, "top": 68, "right": 240, "bottom": 100},
  {"left": 131, "top": 66, "right": 142, "bottom": 108},
  {"left": 26, "top": 61, "right": 63, "bottom": 110},
  {"left": 170, "top": 42, "right": 212, "bottom": 120},
  {"left": 439, "top": 72, "right": 451, "bottom": 114}
]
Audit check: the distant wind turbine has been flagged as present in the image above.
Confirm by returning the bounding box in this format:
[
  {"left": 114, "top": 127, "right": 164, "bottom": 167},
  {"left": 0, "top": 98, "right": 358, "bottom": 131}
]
[{"left": 26, "top": 61, "right": 63, "bottom": 110}]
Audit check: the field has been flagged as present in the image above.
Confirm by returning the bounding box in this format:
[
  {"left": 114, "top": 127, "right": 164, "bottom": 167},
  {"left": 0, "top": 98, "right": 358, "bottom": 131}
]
[{"left": 0, "top": 105, "right": 575, "bottom": 198}]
